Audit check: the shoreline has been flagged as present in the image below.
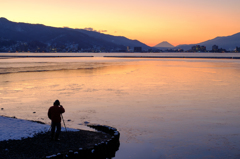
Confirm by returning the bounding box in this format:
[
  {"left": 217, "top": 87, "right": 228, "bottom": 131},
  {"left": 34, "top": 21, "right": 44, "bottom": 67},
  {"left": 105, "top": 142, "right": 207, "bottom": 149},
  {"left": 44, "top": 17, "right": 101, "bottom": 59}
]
[
  {"left": 0, "top": 115, "right": 120, "bottom": 159},
  {"left": 0, "top": 52, "right": 240, "bottom": 59},
  {"left": 104, "top": 55, "right": 240, "bottom": 59}
]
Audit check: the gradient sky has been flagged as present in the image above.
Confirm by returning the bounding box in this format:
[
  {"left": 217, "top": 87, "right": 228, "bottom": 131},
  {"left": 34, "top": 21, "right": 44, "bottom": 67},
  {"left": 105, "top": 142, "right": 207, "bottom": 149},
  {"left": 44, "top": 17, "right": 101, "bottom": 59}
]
[{"left": 1, "top": 0, "right": 240, "bottom": 46}]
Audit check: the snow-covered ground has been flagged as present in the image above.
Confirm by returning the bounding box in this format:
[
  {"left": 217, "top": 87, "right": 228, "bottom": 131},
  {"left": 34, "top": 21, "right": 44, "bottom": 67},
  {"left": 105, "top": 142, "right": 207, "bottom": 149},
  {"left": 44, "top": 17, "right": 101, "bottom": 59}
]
[{"left": 0, "top": 116, "right": 78, "bottom": 141}]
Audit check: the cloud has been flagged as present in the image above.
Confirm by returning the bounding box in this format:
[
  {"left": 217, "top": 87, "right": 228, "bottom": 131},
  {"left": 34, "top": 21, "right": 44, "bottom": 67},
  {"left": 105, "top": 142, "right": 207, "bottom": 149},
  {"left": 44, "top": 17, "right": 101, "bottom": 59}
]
[
  {"left": 98, "top": 30, "right": 107, "bottom": 33},
  {"left": 84, "top": 27, "right": 96, "bottom": 32},
  {"left": 83, "top": 27, "right": 107, "bottom": 33}
]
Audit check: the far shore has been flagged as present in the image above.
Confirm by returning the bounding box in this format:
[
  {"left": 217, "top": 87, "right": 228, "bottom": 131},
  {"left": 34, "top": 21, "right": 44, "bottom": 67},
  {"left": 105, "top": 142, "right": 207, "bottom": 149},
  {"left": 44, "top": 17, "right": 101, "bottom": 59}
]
[{"left": 0, "top": 52, "right": 240, "bottom": 59}]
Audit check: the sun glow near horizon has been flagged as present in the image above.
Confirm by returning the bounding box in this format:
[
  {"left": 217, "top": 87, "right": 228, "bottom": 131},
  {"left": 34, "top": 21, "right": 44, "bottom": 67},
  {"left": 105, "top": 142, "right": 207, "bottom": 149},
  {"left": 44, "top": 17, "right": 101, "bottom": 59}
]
[{"left": 1, "top": 0, "right": 240, "bottom": 47}]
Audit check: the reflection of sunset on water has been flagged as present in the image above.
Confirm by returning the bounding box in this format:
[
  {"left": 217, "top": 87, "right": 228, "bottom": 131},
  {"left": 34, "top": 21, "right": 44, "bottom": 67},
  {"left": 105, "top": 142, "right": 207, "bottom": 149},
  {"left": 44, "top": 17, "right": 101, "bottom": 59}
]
[{"left": 0, "top": 57, "right": 240, "bottom": 158}]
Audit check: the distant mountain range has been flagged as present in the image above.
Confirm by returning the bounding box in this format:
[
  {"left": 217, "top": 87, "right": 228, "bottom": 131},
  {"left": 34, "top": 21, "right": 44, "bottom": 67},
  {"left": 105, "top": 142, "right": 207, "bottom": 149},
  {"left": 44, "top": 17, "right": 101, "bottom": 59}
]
[
  {"left": 0, "top": 17, "right": 239, "bottom": 52},
  {"left": 175, "top": 33, "right": 240, "bottom": 51},
  {"left": 154, "top": 33, "right": 240, "bottom": 51},
  {"left": 0, "top": 17, "right": 150, "bottom": 52}
]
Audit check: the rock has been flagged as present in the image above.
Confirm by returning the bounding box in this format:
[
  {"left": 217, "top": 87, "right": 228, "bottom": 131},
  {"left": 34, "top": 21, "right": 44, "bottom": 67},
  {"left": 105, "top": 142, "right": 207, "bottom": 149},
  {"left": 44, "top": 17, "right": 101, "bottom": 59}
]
[{"left": 84, "top": 121, "right": 90, "bottom": 125}]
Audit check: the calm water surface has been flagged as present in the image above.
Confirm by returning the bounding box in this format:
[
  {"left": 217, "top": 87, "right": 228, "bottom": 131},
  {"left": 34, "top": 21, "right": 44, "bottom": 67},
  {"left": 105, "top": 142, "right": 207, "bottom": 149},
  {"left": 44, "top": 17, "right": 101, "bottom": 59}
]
[{"left": 0, "top": 53, "right": 240, "bottom": 158}]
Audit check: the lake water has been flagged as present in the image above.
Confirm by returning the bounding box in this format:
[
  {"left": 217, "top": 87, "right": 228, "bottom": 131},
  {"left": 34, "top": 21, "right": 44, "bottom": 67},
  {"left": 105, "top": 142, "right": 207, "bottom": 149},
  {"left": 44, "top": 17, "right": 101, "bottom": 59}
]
[{"left": 1, "top": 53, "right": 240, "bottom": 158}]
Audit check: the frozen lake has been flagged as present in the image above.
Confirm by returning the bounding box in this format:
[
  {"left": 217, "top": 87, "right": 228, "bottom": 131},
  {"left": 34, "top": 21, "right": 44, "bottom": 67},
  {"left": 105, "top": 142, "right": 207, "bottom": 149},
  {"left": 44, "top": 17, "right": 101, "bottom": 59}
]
[{"left": 0, "top": 53, "right": 240, "bottom": 158}]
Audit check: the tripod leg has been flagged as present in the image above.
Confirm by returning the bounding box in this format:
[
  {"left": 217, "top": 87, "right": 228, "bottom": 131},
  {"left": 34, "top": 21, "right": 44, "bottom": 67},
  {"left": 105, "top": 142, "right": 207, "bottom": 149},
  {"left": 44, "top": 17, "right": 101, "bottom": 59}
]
[{"left": 61, "top": 114, "right": 67, "bottom": 132}]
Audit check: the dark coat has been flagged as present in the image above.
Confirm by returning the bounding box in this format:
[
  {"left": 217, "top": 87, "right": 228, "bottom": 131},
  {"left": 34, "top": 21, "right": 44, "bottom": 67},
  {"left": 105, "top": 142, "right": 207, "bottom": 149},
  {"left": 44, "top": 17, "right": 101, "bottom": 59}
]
[{"left": 48, "top": 105, "right": 65, "bottom": 123}]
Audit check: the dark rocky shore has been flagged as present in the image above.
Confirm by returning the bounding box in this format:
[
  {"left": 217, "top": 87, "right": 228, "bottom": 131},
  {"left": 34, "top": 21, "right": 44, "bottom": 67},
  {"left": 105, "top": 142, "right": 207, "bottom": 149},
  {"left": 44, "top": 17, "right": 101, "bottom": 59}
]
[
  {"left": 0, "top": 116, "right": 120, "bottom": 158},
  {"left": 0, "top": 130, "right": 112, "bottom": 159}
]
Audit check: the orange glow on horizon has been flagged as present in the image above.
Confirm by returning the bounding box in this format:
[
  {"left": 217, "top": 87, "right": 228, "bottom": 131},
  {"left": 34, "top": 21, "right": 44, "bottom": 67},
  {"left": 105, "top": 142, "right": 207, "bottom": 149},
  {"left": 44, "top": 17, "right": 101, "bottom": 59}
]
[{"left": 0, "top": 0, "right": 240, "bottom": 47}]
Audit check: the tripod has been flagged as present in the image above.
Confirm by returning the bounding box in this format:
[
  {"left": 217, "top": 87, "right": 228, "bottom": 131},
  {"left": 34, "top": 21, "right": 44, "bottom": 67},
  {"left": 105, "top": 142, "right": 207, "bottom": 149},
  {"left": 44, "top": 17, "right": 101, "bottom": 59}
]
[{"left": 61, "top": 114, "right": 68, "bottom": 132}]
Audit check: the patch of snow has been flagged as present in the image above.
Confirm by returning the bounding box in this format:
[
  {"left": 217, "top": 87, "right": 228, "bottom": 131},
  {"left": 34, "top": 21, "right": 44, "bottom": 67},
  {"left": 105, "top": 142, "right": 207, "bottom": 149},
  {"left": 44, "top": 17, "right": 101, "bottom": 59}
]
[{"left": 0, "top": 116, "right": 78, "bottom": 141}]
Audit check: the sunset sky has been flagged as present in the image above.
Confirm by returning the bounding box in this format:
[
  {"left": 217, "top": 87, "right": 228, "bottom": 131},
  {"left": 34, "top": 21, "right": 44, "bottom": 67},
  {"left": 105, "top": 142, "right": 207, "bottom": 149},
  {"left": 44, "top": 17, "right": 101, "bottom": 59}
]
[{"left": 1, "top": 0, "right": 240, "bottom": 46}]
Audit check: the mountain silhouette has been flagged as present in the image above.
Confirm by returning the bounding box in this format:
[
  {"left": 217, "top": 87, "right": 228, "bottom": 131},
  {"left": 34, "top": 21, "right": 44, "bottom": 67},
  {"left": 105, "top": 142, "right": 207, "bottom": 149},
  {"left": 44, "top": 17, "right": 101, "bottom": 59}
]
[
  {"left": 154, "top": 41, "right": 174, "bottom": 48},
  {"left": 75, "top": 29, "right": 150, "bottom": 50},
  {"left": 0, "top": 18, "right": 150, "bottom": 51},
  {"left": 1, "top": 17, "right": 238, "bottom": 52},
  {"left": 175, "top": 32, "right": 240, "bottom": 50}
]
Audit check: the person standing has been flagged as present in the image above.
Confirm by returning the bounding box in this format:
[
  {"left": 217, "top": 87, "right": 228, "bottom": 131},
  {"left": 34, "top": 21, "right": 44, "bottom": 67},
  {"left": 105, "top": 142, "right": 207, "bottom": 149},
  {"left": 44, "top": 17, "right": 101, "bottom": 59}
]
[{"left": 48, "top": 100, "right": 65, "bottom": 141}]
